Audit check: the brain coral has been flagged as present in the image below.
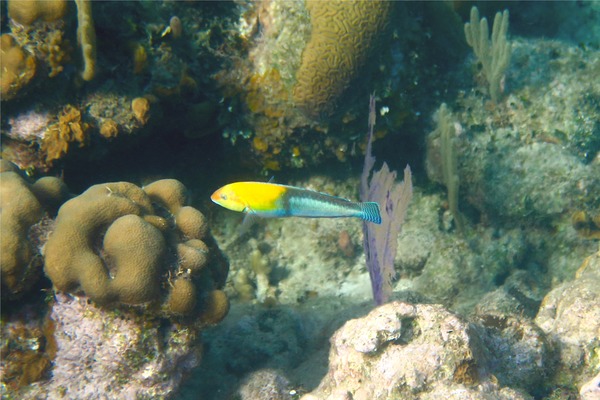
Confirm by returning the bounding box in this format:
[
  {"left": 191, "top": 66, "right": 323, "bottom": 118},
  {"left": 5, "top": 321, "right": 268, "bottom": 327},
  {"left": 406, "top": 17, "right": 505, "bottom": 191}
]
[
  {"left": 43, "top": 179, "right": 229, "bottom": 319},
  {"left": 292, "top": 0, "right": 392, "bottom": 116},
  {"left": 0, "top": 160, "right": 69, "bottom": 297}
]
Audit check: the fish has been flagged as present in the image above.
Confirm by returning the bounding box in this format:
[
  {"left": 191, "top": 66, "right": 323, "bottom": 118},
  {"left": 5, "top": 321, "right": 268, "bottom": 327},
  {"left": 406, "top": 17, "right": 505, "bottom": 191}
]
[{"left": 211, "top": 181, "right": 382, "bottom": 224}]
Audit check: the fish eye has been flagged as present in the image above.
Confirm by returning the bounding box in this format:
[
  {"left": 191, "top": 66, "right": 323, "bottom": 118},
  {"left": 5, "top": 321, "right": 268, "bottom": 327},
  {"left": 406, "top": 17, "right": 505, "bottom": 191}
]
[{"left": 220, "top": 194, "right": 228, "bottom": 200}]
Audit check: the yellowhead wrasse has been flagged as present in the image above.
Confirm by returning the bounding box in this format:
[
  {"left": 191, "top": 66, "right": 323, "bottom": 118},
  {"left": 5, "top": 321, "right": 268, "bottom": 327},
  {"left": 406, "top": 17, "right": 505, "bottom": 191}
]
[{"left": 211, "top": 182, "right": 382, "bottom": 224}]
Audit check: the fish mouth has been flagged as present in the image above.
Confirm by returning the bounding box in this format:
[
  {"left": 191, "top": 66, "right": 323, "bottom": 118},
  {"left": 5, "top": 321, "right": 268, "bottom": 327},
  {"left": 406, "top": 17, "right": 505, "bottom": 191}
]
[{"left": 210, "top": 190, "right": 221, "bottom": 203}]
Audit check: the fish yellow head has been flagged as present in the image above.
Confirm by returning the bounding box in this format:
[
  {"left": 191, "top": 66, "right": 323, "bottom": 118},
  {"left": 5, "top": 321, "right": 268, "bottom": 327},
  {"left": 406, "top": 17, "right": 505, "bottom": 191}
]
[{"left": 211, "top": 183, "right": 247, "bottom": 212}]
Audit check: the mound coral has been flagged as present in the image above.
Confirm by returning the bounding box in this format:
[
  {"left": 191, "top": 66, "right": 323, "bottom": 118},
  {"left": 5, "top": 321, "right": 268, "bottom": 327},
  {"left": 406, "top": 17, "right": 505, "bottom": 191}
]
[
  {"left": 43, "top": 179, "right": 229, "bottom": 319},
  {"left": 7, "top": 0, "right": 67, "bottom": 26},
  {"left": 0, "top": 160, "right": 69, "bottom": 297},
  {"left": 0, "top": 34, "right": 37, "bottom": 100},
  {"left": 7, "top": 0, "right": 95, "bottom": 82},
  {"left": 217, "top": 0, "right": 392, "bottom": 169},
  {"left": 292, "top": 0, "right": 392, "bottom": 116}
]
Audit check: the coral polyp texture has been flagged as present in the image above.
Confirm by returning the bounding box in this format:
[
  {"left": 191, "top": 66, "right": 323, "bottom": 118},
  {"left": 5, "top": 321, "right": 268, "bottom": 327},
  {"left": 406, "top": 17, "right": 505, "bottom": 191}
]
[
  {"left": 293, "top": 0, "right": 392, "bottom": 116},
  {"left": 43, "top": 179, "right": 229, "bottom": 319},
  {"left": 0, "top": 160, "right": 68, "bottom": 298},
  {"left": 217, "top": 0, "right": 392, "bottom": 169}
]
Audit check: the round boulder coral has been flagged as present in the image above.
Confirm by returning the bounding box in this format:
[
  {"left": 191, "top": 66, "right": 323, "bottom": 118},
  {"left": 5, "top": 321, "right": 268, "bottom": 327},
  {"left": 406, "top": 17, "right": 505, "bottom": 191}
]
[
  {"left": 0, "top": 34, "right": 36, "bottom": 101},
  {"left": 293, "top": 0, "right": 392, "bottom": 115},
  {"left": 43, "top": 179, "right": 229, "bottom": 318},
  {"left": 0, "top": 163, "right": 68, "bottom": 298}
]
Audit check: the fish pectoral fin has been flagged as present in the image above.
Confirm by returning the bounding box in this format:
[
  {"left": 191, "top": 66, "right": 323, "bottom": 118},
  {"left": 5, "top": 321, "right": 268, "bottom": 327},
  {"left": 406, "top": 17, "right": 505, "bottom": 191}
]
[{"left": 238, "top": 209, "right": 260, "bottom": 237}]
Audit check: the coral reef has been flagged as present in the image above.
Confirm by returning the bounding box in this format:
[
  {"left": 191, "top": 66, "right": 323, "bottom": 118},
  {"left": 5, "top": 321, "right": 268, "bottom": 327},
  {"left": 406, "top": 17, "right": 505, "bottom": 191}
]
[
  {"left": 427, "top": 38, "right": 600, "bottom": 225},
  {"left": 23, "top": 293, "right": 202, "bottom": 399},
  {"left": 7, "top": 0, "right": 67, "bottom": 26},
  {"left": 0, "top": 304, "right": 57, "bottom": 393},
  {"left": 301, "top": 301, "right": 529, "bottom": 400},
  {"left": 464, "top": 7, "right": 511, "bottom": 103},
  {"left": 474, "top": 314, "right": 552, "bottom": 394},
  {"left": 0, "top": 34, "right": 37, "bottom": 100},
  {"left": 535, "top": 250, "right": 600, "bottom": 394},
  {"left": 1, "top": 171, "right": 230, "bottom": 398},
  {"left": 237, "top": 369, "right": 292, "bottom": 400},
  {"left": 43, "top": 179, "right": 228, "bottom": 319},
  {"left": 74, "top": 0, "right": 96, "bottom": 81},
  {"left": 0, "top": 161, "right": 68, "bottom": 298},
  {"left": 3, "top": 4, "right": 599, "bottom": 399},
  {"left": 7, "top": 0, "right": 95, "bottom": 82},
  {"left": 40, "top": 105, "right": 89, "bottom": 163},
  {"left": 216, "top": 0, "right": 397, "bottom": 170},
  {"left": 293, "top": 1, "right": 392, "bottom": 116}
]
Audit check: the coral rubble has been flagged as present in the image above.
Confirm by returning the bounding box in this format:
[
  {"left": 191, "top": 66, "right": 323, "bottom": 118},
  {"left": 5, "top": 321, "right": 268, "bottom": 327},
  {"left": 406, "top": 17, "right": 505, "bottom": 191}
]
[
  {"left": 25, "top": 293, "right": 201, "bottom": 399},
  {"left": 301, "top": 301, "right": 530, "bottom": 400}
]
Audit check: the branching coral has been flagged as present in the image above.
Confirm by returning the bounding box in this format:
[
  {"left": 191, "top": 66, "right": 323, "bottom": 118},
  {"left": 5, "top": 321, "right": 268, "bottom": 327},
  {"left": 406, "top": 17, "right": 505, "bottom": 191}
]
[
  {"left": 360, "top": 96, "right": 413, "bottom": 305},
  {"left": 427, "top": 103, "right": 463, "bottom": 232},
  {"left": 74, "top": 0, "right": 96, "bottom": 81},
  {"left": 464, "top": 6, "right": 511, "bottom": 103}
]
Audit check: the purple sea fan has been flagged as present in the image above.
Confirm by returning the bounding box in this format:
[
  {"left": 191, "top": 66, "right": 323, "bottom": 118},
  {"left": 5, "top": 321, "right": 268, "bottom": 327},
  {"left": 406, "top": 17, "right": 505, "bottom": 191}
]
[{"left": 360, "top": 95, "right": 413, "bottom": 305}]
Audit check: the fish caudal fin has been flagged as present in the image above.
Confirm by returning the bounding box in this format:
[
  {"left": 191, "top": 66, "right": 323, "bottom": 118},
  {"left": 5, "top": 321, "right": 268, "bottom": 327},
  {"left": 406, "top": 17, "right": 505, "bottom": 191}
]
[{"left": 359, "top": 202, "right": 382, "bottom": 224}]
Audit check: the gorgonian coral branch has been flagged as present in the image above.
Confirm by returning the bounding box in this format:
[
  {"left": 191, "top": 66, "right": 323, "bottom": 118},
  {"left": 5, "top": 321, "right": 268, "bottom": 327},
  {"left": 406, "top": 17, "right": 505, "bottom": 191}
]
[{"left": 360, "top": 95, "right": 413, "bottom": 305}]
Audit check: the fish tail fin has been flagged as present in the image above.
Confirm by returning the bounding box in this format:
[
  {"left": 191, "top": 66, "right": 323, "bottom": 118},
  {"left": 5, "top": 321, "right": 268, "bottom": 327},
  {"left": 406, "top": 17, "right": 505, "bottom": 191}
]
[{"left": 359, "top": 202, "right": 382, "bottom": 224}]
